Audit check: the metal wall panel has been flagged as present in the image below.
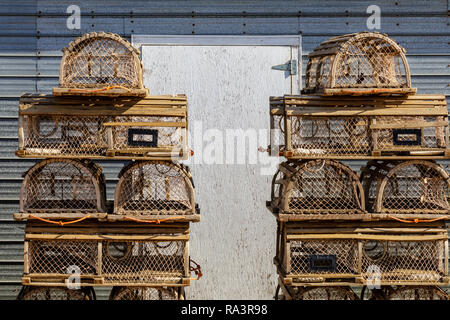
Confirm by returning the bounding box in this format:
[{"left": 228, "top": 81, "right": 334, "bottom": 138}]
[{"left": 0, "top": 0, "right": 448, "bottom": 299}]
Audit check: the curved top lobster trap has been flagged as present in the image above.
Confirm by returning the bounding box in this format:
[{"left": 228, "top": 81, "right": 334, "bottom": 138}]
[
  {"left": 17, "top": 159, "right": 106, "bottom": 219},
  {"left": 361, "top": 160, "right": 450, "bottom": 216},
  {"left": 269, "top": 160, "right": 366, "bottom": 220},
  {"left": 304, "top": 32, "right": 416, "bottom": 96},
  {"left": 112, "top": 161, "right": 198, "bottom": 221},
  {"left": 53, "top": 32, "right": 148, "bottom": 97}
]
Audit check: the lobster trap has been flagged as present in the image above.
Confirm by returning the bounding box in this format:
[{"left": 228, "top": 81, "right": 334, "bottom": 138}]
[
  {"left": 15, "top": 159, "right": 106, "bottom": 221},
  {"left": 269, "top": 94, "right": 449, "bottom": 159},
  {"left": 111, "top": 161, "right": 198, "bottom": 222},
  {"left": 22, "top": 221, "right": 194, "bottom": 287},
  {"left": 303, "top": 32, "right": 415, "bottom": 96},
  {"left": 275, "top": 222, "right": 449, "bottom": 286},
  {"left": 361, "top": 160, "right": 450, "bottom": 218},
  {"left": 17, "top": 94, "right": 189, "bottom": 160},
  {"left": 384, "top": 286, "right": 449, "bottom": 300},
  {"left": 269, "top": 160, "right": 367, "bottom": 221},
  {"left": 109, "top": 286, "right": 183, "bottom": 300},
  {"left": 53, "top": 32, "right": 148, "bottom": 97},
  {"left": 17, "top": 286, "right": 96, "bottom": 300},
  {"left": 276, "top": 282, "right": 358, "bottom": 300}
]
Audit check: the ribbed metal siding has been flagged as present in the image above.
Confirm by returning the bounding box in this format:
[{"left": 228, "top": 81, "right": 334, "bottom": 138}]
[{"left": 0, "top": 0, "right": 448, "bottom": 299}]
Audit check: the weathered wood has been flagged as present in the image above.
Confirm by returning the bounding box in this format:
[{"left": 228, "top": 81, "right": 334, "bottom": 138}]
[
  {"left": 22, "top": 277, "right": 189, "bottom": 287},
  {"left": 25, "top": 233, "right": 189, "bottom": 241},
  {"left": 106, "top": 214, "right": 201, "bottom": 223},
  {"left": 13, "top": 213, "right": 107, "bottom": 221},
  {"left": 23, "top": 242, "right": 29, "bottom": 274},
  {"left": 285, "top": 233, "right": 448, "bottom": 241},
  {"left": 322, "top": 88, "right": 417, "bottom": 96},
  {"left": 53, "top": 87, "right": 149, "bottom": 97}
]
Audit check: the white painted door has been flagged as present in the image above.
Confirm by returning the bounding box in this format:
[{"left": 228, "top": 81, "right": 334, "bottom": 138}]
[{"left": 135, "top": 37, "right": 301, "bottom": 299}]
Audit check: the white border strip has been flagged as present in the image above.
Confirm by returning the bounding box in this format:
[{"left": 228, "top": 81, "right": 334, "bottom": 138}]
[{"left": 132, "top": 35, "right": 301, "bottom": 48}]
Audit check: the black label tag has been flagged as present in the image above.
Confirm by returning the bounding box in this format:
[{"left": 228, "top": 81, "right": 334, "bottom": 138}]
[
  {"left": 308, "top": 254, "right": 337, "bottom": 272},
  {"left": 393, "top": 128, "right": 421, "bottom": 146},
  {"left": 127, "top": 128, "right": 158, "bottom": 147}
]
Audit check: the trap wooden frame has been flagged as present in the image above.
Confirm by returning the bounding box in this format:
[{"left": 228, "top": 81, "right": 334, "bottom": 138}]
[
  {"left": 16, "top": 94, "right": 190, "bottom": 160},
  {"left": 269, "top": 94, "right": 449, "bottom": 160},
  {"left": 21, "top": 221, "right": 195, "bottom": 288},
  {"left": 275, "top": 221, "right": 449, "bottom": 287},
  {"left": 54, "top": 32, "right": 148, "bottom": 97},
  {"left": 303, "top": 32, "right": 416, "bottom": 96}
]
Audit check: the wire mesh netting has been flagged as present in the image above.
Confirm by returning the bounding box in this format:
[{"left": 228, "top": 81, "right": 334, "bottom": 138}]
[
  {"left": 361, "top": 238, "right": 447, "bottom": 283},
  {"left": 287, "top": 239, "right": 359, "bottom": 276},
  {"left": 17, "top": 286, "right": 94, "bottom": 300},
  {"left": 22, "top": 115, "right": 108, "bottom": 156},
  {"left": 114, "top": 161, "right": 195, "bottom": 215},
  {"left": 109, "top": 286, "right": 179, "bottom": 300},
  {"left": 290, "top": 116, "right": 371, "bottom": 156},
  {"left": 305, "top": 32, "right": 410, "bottom": 92},
  {"left": 362, "top": 160, "right": 449, "bottom": 214},
  {"left": 386, "top": 286, "right": 449, "bottom": 300},
  {"left": 293, "top": 286, "right": 358, "bottom": 300},
  {"left": 59, "top": 32, "right": 142, "bottom": 90},
  {"left": 28, "top": 240, "right": 98, "bottom": 275},
  {"left": 272, "top": 160, "right": 364, "bottom": 214},
  {"left": 20, "top": 159, "right": 106, "bottom": 213},
  {"left": 102, "top": 240, "right": 186, "bottom": 284}
]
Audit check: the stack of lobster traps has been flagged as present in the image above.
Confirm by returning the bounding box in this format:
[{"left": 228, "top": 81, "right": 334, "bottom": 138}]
[
  {"left": 267, "top": 32, "right": 450, "bottom": 300},
  {"left": 14, "top": 32, "right": 201, "bottom": 300}
]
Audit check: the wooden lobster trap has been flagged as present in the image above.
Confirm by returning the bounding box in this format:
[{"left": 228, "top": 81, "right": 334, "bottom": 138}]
[
  {"left": 22, "top": 221, "right": 196, "bottom": 287},
  {"left": 381, "top": 286, "right": 449, "bottom": 300},
  {"left": 53, "top": 32, "right": 148, "bottom": 97},
  {"left": 275, "top": 221, "right": 449, "bottom": 287},
  {"left": 16, "top": 94, "right": 189, "bottom": 160},
  {"left": 17, "top": 286, "right": 96, "bottom": 300},
  {"left": 268, "top": 160, "right": 367, "bottom": 221},
  {"left": 303, "top": 32, "right": 416, "bottom": 96},
  {"left": 109, "top": 286, "right": 184, "bottom": 300},
  {"left": 110, "top": 161, "right": 199, "bottom": 222},
  {"left": 269, "top": 94, "right": 449, "bottom": 159},
  {"left": 14, "top": 159, "right": 106, "bottom": 221},
  {"left": 362, "top": 160, "right": 449, "bottom": 219},
  {"left": 276, "top": 281, "right": 358, "bottom": 300}
]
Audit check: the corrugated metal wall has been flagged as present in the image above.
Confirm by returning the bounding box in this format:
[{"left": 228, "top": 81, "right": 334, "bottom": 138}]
[{"left": 0, "top": 0, "right": 448, "bottom": 299}]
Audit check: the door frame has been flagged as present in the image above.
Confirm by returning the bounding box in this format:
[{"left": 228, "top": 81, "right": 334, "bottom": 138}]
[{"left": 132, "top": 35, "right": 302, "bottom": 91}]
